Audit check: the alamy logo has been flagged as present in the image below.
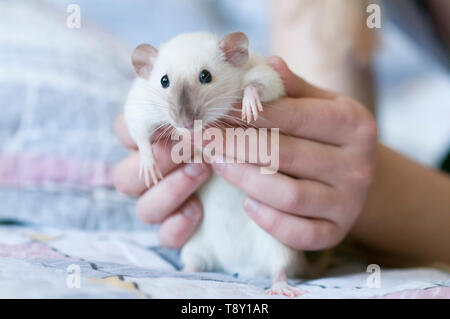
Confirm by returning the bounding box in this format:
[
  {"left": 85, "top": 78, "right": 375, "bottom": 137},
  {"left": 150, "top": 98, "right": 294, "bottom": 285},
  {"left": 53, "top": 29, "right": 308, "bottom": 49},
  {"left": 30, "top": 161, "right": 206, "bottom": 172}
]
[
  {"left": 66, "top": 4, "right": 81, "bottom": 29},
  {"left": 366, "top": 4, "right": 382, "bottom": 29},
  {"left": 366, "top": 264, "right": 381, "bottom": 288},
  {"left": 66, "top": 264, "right": 81, "bottom": 288},
  {"left": 170, "top": 121, "right": 280, "bottom": 174}
]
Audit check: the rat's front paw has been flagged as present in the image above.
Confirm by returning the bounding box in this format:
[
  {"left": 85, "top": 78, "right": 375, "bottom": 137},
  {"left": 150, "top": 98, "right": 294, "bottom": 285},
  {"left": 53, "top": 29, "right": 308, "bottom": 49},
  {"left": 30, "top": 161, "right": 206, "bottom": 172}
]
[
  {"left": 242, "top": 85, "right": 263, "bottom": 123},
  {"left": 139, "top": 156, "right": 163, "bottom": 188}
]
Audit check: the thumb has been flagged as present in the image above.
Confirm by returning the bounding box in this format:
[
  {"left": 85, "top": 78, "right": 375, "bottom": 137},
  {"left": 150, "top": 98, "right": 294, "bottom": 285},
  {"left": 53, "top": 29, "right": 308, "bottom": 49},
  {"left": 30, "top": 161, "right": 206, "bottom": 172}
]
[{"left": 266, "top": 56, "right": 337, "bottom": 100}]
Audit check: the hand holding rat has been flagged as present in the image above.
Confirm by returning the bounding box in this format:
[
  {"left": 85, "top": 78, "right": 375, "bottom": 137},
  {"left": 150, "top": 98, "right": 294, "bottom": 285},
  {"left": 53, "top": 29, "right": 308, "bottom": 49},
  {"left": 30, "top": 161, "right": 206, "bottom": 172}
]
[
  {"left": 113, "top": 119, "right": 211, "bottom": 248},
  {"left": 212, "top": 56, "right": 377, "bottom": 250},
  {"left": 113, "top": 56, "right": 377, "bottom": 251}
]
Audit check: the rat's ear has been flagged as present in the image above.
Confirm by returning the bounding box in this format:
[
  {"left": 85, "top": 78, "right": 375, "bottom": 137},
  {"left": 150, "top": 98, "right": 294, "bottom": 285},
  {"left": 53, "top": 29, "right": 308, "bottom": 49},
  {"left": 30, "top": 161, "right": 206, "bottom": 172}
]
[
  {"left": 219, "top": 32, "right": 249, "bottom": 67},
  {"left": 132, "top": 43, "right": 158, "bottom": 79}
]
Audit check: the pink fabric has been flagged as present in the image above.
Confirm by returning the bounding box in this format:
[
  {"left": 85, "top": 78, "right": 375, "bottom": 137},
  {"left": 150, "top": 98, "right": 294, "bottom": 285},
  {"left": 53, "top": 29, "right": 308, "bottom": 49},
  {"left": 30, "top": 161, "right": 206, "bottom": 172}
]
[
  {"left": 376, "top": 287, "right": 450, "bottom": 299},
  {"left": 0, "top": 243, "right": 66, "bottom": 260},
  {"left": 0, "top": 153, "right": 114, "bottom": 189}
]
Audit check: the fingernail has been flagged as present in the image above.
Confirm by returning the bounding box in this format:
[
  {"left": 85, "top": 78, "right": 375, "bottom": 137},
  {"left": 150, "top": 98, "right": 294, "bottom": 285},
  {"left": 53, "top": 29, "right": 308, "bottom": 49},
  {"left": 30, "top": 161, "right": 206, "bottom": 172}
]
[
  {"left": 184, "top": 163, "right": 206, "bottom": 177},
  {"left": 182, "top": 201, "right": 200, "bottom": 220},
  {"left": 243, "top": 198, "right": 260, "bottom": 213}
]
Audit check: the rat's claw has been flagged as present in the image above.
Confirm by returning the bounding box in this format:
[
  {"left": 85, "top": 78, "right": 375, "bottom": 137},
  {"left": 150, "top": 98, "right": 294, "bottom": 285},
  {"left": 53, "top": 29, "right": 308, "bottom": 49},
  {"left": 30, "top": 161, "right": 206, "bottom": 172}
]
[
  {"left": 241, "top": 94, "right": 248, "bottom": 122},
  {"left": 241, "top": 102, "right": 251, "bottom": 123},
  {"left": 241, "top": 102, "right": 246, "bottom": 121},
  {"left": 246, "top": 104, "right": 253, "bottom": 123},
  {"left": 242, "top": 85, "right": 262, "bottom": 124},
  {"left": 250, "top": 98, "right": 258, "bottom": 121},
  {"left": 139, "top": 156, "right": 163, "bottom": 188},
  {"left": 149, "top": 161, "right": 163, "bottom": 185},
  {"left": 138, "top": 160, "right": 149, "bottom": 188},
  {"left": 139, "top": 160, "right": 151, "bottom": 188},
  {"left": 256, "top": 99, "right": 263, "bottom": 112},
  {"left": 149, "top": 165, "right": 158, "bottom": 186}
]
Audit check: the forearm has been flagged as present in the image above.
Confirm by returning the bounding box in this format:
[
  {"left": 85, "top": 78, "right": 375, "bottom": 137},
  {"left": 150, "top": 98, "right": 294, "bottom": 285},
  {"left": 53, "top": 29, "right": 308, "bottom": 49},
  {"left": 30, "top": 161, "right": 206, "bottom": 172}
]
[
  {"left": 270, "top": 0, "right": 377, "bottom": 111},
  {"left": 350, "top": 144, "right": 450, "bottom": 265}
]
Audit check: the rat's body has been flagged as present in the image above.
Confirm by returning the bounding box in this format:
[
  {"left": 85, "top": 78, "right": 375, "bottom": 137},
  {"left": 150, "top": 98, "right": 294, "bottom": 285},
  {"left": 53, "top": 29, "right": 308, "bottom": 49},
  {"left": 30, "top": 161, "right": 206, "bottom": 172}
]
[
  {"left": 186, "top": 174, "right": 309, "bottom": 281},
  {"left": 124, "top": 32, "right": 309, "bottom": 297}
]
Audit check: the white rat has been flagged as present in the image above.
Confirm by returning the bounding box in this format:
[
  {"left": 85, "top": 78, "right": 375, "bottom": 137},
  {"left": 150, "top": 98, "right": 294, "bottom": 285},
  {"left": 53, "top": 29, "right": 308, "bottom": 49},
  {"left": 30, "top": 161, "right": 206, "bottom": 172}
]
[{"left": 124, "top": 32, "right": 312, "bottom": 297}]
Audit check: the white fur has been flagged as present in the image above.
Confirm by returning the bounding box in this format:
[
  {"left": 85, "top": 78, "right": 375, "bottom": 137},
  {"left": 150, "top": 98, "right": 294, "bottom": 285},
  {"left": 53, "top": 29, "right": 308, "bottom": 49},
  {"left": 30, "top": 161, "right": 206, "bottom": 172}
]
[
  {"left": 124, "top": 32, "right": 308, "bottom": 282},
  {"left": 183, "top": 175, "right": 308, "bottom": 279}
]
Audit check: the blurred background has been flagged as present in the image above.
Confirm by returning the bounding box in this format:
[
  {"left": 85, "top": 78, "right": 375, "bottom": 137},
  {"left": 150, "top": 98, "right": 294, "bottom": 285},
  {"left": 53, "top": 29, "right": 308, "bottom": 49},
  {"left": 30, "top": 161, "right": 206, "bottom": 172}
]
[{"left": 0, "top": 0, "right": 448, "bottom": 230}]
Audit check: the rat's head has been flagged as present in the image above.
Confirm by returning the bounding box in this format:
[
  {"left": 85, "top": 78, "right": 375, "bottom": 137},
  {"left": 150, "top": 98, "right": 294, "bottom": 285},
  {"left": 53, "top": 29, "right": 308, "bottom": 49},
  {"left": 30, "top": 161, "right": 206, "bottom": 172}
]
[{"left": 132, "top": 32, "right": 249, "bottom": 130}]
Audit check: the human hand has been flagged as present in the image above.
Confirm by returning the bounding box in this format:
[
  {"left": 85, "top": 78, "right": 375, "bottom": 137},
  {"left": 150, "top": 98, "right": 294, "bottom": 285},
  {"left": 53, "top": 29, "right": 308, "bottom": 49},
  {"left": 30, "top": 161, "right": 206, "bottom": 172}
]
[
  {"left": 113, "top": 115, "right": 211, "bottom": 248},
  {"left": 211, "top": 56, "right": 377, "bottom": 250}
]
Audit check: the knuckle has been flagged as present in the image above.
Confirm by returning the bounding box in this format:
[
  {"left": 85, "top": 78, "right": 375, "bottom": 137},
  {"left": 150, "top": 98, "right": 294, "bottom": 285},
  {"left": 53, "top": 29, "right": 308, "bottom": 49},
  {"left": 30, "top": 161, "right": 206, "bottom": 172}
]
[
  {"left": 264, "top": 211, "right": 283, "bottom": 235},
  {"left": 335, "top": 97, "right": 360, "bottom": 129},
  {"left": 279, "top": 145, "right": 295, "bottom": 172},
  {"left": 338, "top": 97, "right": 377, "bottom": 138},
  {"left": 349, "top": 163, "right": 375, "bottom": 188},
  {"left": 282, "top": 184, "right": 304, "bottom": 213},
  {"left": 343, "top": 106, "right": 359, "bottom": 130},
  {"left": 356, "top": 111, "right": 378, "bottom": 143},
  {"left": 341, "top": 98, "right": 378, "bottom": 144}
]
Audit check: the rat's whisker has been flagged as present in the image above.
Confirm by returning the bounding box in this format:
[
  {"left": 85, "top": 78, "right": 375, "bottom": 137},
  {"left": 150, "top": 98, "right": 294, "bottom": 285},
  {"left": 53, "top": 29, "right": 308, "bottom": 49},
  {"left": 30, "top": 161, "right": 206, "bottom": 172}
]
[
  {"left": 154, "top": 125, "right": 172, "bottom": 147},
  {"left": 151, "top": 123, "right": 170, "bottom": 144}
]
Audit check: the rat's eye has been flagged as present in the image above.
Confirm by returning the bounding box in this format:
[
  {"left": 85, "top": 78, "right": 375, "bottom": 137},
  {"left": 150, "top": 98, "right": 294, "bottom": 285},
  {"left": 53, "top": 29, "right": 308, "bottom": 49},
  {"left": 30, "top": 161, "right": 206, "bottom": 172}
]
[
  {"left": 161, "top": 75, "right": 170, "bottom": 88},
  {"left": 199, "top": 69, "right": 212, "bottom": 84}
]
